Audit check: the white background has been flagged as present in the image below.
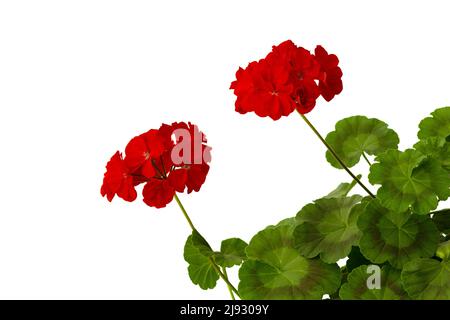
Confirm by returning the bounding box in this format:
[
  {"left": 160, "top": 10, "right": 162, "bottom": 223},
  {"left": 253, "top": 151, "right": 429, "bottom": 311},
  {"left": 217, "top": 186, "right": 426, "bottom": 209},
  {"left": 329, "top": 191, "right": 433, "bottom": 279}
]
[{"left": 1, "top": 0, "right": 449, "bottom": 300}]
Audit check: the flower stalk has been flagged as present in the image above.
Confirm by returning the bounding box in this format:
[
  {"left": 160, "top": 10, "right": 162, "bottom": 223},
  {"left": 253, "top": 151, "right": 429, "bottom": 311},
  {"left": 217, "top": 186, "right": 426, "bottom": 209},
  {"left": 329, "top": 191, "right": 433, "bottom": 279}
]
[{"left": 173, "top": 193, "right": 241, "bottom": 299}]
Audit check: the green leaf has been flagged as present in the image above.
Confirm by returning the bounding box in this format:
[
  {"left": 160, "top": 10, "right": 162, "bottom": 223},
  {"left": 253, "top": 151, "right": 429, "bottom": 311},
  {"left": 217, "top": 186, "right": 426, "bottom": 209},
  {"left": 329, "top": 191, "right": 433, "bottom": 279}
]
[
  {"left": 273, "top": 217, "right": 299, "bottom": 234},
  {"left": 275, "top": 217, "right": 297, "bottom": 227},
  {"left": 214, "top": 238, "right": 248, "bottom": 268},
  {"left": 369, "top": 149, "right": 450, "bottom": 214},
  {"left": 346, "top": 246, "right": 372, "bottom": 273},
  {"left": 414, "top": 137, "right": 450, "bottom": 172},
  {"left": 358, "top": 199, "right": 440, "bottom": 269},
  {"left": 325, "top": 116, "right": 399, "bottom": 169},
  {"left": 339, "top": 265, "right": 408, "bottom": 300},
  {"left": 324, "top": 175, "right": 362, "bottom": 199},
  {"left": 184, "top": 230, "right": 219, "bottom": 290},
  {"left": 418, "top": 107, "right": 450, "bottom": 141},
  {"left": 191, "top": 229, "right": 214, "bottom": 256},
  {"left": 293, "top": 195, "right": 363, "bottom": 263},
  {"left": 402, "top": 258, "right": 450, "bottom": 299},
  {"left": 238, "top": 225, "right": 341, "bottom": 300},
  {"left": 437, "top": 240, "right": 450, "bottom": 260},
  {"left": 432, "top": 209, "right": 450, "bottom": 234}
]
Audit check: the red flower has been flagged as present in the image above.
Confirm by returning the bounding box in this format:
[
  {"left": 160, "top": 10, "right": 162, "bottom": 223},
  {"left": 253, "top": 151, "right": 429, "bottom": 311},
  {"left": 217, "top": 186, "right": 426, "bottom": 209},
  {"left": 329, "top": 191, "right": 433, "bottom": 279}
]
[
  {"left": 125, "top": 136, "right": 155, "bottom": 179},
  {"left": 294, "top": 80, "right": 320, "bottom": 114},
  {"left": 101, "top": 122, "right": 211, "bottom": 208},
  {"left": 314, "top": 45, "right": 343, "bottom": 102},
  {"left": 101, "top": 151, "right": 137, "bottom": 202},
  {"left": 230, "top": 40, "right": 342, "bottom": 119},
  {"left": 231, "top": 56, "right": 295, "bottom": 120},
  {"left": 230, "top": 62, "right": 259, "bottom": 115},
  {"left": 268, "top": 41, "right": 320, "bottom": 87},
  {"left": 142, "top": 179, "right": 175, "bottom": 209}
]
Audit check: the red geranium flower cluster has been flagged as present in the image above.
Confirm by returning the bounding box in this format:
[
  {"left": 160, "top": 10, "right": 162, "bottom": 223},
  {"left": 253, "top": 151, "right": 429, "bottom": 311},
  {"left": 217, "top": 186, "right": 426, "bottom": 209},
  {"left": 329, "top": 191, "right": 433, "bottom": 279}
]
[
  {"left": 101, "top": 122, "right": 211, "bottom": 208},
  {"left": 230, "top": 40, "right": 343, "bottom": 120}
]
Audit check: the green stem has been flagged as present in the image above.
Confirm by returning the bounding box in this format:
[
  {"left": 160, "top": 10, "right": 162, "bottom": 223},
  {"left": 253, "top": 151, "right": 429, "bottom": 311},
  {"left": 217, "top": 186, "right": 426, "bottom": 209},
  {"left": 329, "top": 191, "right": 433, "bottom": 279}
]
[
  {"left": 298, "top": 111, "right": 376, "bottom": 198},
  {"left": 222, "top": 267, "right": 236, "bottom": 300},
  {"left": 208, "top": 260, "right": 241, "bottom": 299},
  {"left": 173, "top": 193, "right": 195, "bottom": 230},
  {"left": 362, "top": 152, "right": 372, "bottom": 167},
  {"left": 173, "top": 193, "right": 241, "bottom": 299}
]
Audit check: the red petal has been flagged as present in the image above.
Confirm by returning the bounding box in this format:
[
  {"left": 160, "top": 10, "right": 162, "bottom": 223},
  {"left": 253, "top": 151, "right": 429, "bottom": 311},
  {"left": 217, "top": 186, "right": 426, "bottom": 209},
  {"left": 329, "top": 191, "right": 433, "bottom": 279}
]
[
  {"left": 124, "top": 136, "right": 148, "bottom": 171},
  {"left": 141, "top": 160, "right": 156, "bottom": 178},
  {"left": 142, "top": 179, "right": 175, "bottom": 208},
  {"left": 168, "top": 169, "right": 188, "bottom": 193},
  {"left": 101, "top": 151, "right": 137, "bottom": 202},
  {"left": 143, "top": 129, "right": 166, "bottom": 158},
  {"left": 185, "top": 164, "right": 209, "bottom": 194},
  {"left": 117, "top": 176, "right": 137, "bottom": 202}
]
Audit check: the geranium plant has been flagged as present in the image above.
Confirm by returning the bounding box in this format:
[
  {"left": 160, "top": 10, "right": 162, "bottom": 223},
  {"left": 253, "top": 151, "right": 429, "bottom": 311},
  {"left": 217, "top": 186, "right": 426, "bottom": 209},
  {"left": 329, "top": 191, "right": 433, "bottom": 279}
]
[{"left": 101, "top": 41, "right": 450, "bottom": 300}]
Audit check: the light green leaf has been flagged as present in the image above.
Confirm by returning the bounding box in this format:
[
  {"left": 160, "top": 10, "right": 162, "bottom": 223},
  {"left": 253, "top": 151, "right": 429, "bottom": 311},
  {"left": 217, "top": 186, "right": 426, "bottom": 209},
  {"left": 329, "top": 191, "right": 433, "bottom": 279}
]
[
  {"left": 437, "top": 240, "right": 450, "bottom": 260},
  {"left": 238, "top": 225, "right": 341, "bottom": 300},
  {"left": 273, "top": 217, "right": 299, "bottom": 234},
  {"left": 432, "top": 209, "right": 450, "bottom": 234},
  {"left": 324, "top": 175, "right": 362, "bottom": 199},
  {"left": 184, "top": 230, "right": 219, "bottom": 290},
  {"left": 325, "top": 116, "right": 399, "bottom": 169},
  {"left": 414, "top": 137, "right": 450, "bottom": 171},
  {"left": 358, "top": 199, "right": 440, "bottom": 269},
  {"left": 214, "top": 238, "right": 248, "bottom": 268},
  {"left": 293, "top": 195, "right": 363, "bottom": 263},
  {"left": 402, "top": 258, "right": 450, "bottom": 300},
  {"left": 418, "top": 106, "right": 450, "bottom": 141},
  {"left": 275, "top": 217, "right": 297, "bottom": 227},
  {"left": 339, "top": 265, "right": 408, "bottom": 300},
  {"left": 369, "top": 149, "right": 450, "bottom": 214}
]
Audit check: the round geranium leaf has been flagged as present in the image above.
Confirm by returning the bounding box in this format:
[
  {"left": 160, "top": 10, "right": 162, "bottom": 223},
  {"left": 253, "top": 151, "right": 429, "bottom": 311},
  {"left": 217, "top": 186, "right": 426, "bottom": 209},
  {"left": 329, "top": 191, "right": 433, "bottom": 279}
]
[
  {"left": 325, "top": 116, "right": 399, "bottom": 169},
  {"left": 414, "top": 137, "right": 450, "bottom": 172},
  {"left": 402, "top": 258, "right": 450, "bottom": 300},
  {"left": 369, "top": 149, "right": 450, "bottom": 214},
  {"left": 418, "top": 106, "right": 450, "bottom": 141},
  {"left": 358, "top": 199, "right": 440, "bottom": 269},
  {"left": 184, "top": 230, "right": 219, "bottom": 290},
  {"left": 339, "top": 265, "right": 408, "bottom": 300},
  {"left": 214, "top": 238, "right": 248, "bottom": 268},
  {"left": 238, "top": 225, "right": 341, "bottom": 300},
  {"left": 273, "top": 217, "right": 299, "bottom": 234},
  {"left": 294, "top": 195, "right": 363, "bottom": 263}
]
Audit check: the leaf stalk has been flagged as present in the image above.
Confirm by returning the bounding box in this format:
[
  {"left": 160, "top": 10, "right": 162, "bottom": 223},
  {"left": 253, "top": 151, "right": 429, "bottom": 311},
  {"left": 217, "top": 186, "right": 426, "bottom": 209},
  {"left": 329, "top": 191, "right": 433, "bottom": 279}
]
[{"left": 298, "top": 111, "right": 376, "bottom": 198}]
